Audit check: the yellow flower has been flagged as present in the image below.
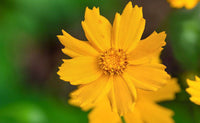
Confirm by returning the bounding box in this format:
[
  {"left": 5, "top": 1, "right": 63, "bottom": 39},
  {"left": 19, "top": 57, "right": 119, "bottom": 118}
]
[
  {"left": 167, "top": 0, "right": 199, "bottom": 9},
  {"left": 186, "top": 76, "right": 200, "bottom": 105},
  {"left": 88, "top": 78, "right": 180, "bottom": 123},
  {"left": 57, "top": 1, "right": 170, "bottom": 115}
]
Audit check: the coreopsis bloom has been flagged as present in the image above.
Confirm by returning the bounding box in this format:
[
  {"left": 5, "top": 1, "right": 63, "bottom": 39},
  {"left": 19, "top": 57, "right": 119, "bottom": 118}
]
[
  {"left": 57, "top": 1, "right": 170, "bottom": 115},
  {"left": 88, "top": 78, "right": 180, "bottom": 123},
  {"left": 186, "top": 76, "right": 200, "bottom": 105},
  {"left": 167, "top": 0, "right": 199, "bottom": 9}
]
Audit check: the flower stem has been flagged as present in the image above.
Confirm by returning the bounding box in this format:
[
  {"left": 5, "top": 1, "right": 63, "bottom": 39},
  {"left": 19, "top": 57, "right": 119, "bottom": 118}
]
[{"left": 121, "top": 116, "right": 126, "bottom": 123}]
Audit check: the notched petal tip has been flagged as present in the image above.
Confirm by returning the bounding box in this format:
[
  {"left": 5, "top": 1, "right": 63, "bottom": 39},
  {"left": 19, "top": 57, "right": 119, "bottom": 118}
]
[
  {"left": 185, "top": 88, "right": 190, "bottom": 94},
  {"left": 153, "top": 31, "right": 167, "bottom": 36},
  {"left": 124, "top": 1, "right": 143, "bottom": 13},
  {"left": 57, "top": 36, "right": 67, "bottom": 47},
  {"left": 126, "top": 1, "right": 133, "bottom": 7},
  {"left": 134, "top": 5, "right": 139, "bottom": 8},
  {"left": 56, "top": 35, "right": 62, "bottom": 38},
  {"left": 61, "top": 29, "right": 68, "bottom": 36},
  {"left": 85, "top": 6, "right": 89, "bottom": 11},
  {"left": 81, "top": 20, "right": 85, "bottom": 25},
  {"left": 92, "top": 6, "right": 99, "bottom": 10},
  {"left": 161, "top": 31, "right": 167, "bottom": 35},
  {"left": 115, "top": 12, "right": 120, "bottom": 17},
  {"left": 195, "top": 76, "right": 200, "bottom": 81},
  {"left": 85, "top": 6, "right": 100, "bottom": 15},
  {"left": 133, "top": 5, "right": 143, "bottom": 10},
  {"left": 126, "top": 1, "right": 143, "bottom": 9},
  {"left": 160, "top": 31, "right": 167, "bottom": 39},
  {"left": 133, "top": 5, "right": 143, "bottom": 15},
  {"left": 187, "top": 79, "right": 194, "bottom": 87}
]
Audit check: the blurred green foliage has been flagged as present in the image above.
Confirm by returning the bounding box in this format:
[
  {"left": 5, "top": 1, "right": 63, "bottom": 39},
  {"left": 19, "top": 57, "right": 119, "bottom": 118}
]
[
  {"left": 0, "top": 93, "right": 88, "bottom": 123},
  {"left": 168, "top": 5, "right": 200, "bottom": 71}
]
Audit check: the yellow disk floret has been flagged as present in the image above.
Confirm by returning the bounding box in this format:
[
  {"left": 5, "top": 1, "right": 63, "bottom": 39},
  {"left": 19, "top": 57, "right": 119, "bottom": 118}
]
[{"left": 98, "top": 48, "right": 128, "bottom": 75}]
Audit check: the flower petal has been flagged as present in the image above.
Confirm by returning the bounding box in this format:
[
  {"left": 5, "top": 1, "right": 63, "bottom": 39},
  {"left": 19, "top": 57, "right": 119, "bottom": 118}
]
[
  {"left": 138, "top": 78, "right": 180, "bottom": 102},
  {"left": 187, "top": 79, "right": 200, "bottom": 90},
  {"left": 185, "top": 0, "right": 199, "bottom": 9},
  {"left": 113, "top": 2, "right": 145, "bottom": 53},
  {"left": 189, "top": 97, "right": 200, "bottom": 105},
  {"left": 82, "top": 7, "right": 112, "bottom": 51},
  {"left": 167, "top": 0, "right": 184, "bottom": 8},
  {"left": 111, "top": 13, "right": 120, "bottom": 48},
  {"left": 57, "top": 56, "right": 102, "bottom": 85},
  {"left": 88, "top": 98, "right": 122, "bottom": 123},
  {"left": 108, "top": 76, "right": 136, "bottom": 116},
  {"left": 138, "top": 100, "right": 174, "bottom": 123},
  {"left": 186, "top": 78, "right": 200, "bottom": 105},
  {"left": 168, "top": 0, "right": 199, "bottom": 9},
  {"left": 123, "top": 72, "right": 157, "bottom": 91},
  {"left": 69, "top": 75, "right": 112, "bottom": 108},
  {"left": 195, "top": 76, "right": 200, "bottom": 81},
  {"left": 126, "top": 64, "right": 170, "bottom": 91},
  {"left": 128, "top": 31, "right": 166, "bottom": 65},
  {"left": 57, "top": 30, "right": 99, "bottom": 57},
  {"left": 124, "top": 107, "right": 143, "bottom": 123}
]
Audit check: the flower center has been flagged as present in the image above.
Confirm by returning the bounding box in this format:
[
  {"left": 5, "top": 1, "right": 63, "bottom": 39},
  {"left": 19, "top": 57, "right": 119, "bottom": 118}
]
[{"left": 98, "top": 48, "right": 128, "bottom": 75}]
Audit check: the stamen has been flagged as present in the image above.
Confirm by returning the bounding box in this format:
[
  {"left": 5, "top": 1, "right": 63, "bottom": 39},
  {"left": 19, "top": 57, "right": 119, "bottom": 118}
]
[{"left": 98, "top": 48, "right": 128, "bottom": 75}]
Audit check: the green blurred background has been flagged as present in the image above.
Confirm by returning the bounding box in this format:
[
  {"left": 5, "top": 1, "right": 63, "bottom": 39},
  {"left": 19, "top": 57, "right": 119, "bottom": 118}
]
[{"left": 0, "top": 0, "right": 200, "bottom": 123}]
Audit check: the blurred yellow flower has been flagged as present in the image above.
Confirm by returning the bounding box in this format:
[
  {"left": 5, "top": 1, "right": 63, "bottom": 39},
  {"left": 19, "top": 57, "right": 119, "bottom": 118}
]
[
  {"left": 84, "top": 78, "right": 180, "bottom": 123},
  {"left": 167, "top": 0, "right": 199, "bottom": 9},
  {"left": 57, "top": 1, "right": 170, "bottom": 115},
  {"left": 186, "top": 76, "right": 200, "bottom": 105}
]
